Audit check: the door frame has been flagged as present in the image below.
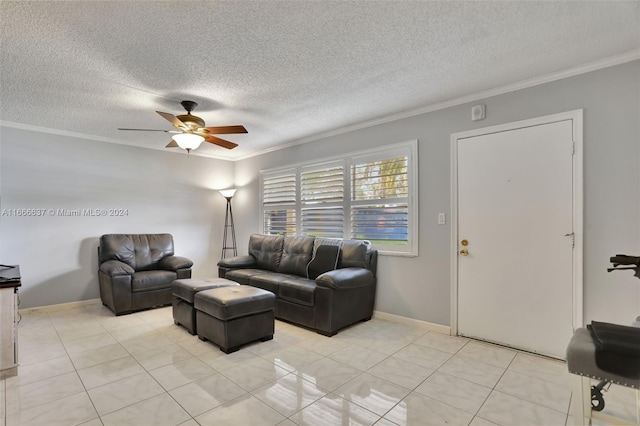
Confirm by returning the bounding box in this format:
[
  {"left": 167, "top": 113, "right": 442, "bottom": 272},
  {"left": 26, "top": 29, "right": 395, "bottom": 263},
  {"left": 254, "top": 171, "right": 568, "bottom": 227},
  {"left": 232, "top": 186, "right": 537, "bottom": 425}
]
[{"left": 450, "top": 109, "right": 584, "bottom": 340}]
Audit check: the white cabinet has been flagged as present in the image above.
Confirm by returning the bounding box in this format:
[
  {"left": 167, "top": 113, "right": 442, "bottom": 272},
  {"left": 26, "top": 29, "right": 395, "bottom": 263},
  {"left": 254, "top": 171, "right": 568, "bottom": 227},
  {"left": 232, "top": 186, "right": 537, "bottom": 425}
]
[{"left": 0, "top": 285, "right": 19, "bottom": 379}]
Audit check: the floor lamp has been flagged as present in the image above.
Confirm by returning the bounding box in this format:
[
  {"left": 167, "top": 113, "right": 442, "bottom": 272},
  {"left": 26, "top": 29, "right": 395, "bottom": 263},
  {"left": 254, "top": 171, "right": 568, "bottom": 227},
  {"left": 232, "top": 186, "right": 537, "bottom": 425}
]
[{"left": 219, "top": 189, "right": 237, "bottom": 259}]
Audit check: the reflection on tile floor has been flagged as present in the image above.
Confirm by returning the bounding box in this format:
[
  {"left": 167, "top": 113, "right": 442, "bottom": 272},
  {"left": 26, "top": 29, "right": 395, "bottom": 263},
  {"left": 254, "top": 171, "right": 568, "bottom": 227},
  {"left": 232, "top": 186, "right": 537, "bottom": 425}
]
[{"left": 1, "top": 301, "right": 637, "bottom": 425}]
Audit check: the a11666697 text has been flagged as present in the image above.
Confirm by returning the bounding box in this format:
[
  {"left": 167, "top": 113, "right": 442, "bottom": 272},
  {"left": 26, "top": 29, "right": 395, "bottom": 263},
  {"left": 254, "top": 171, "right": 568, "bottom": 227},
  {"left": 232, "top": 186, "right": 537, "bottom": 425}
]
[{"left": 1, "top": 208, "right": 129, "bottom": 217}]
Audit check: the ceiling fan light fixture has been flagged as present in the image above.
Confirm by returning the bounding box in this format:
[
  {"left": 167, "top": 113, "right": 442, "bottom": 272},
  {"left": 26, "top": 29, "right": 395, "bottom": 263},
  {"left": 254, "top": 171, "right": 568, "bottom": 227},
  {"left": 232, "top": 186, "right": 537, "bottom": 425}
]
[{"left": 172, "top": 133, "right": 204, "bottom": 151}]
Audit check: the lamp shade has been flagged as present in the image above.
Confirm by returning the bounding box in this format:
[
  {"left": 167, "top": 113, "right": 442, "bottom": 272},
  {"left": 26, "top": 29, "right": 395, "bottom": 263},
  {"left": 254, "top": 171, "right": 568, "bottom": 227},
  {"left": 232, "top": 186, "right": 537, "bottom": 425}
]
[
  {"left": 219, "top": 188, "right": 237, "bottom": 199},
  {"left": 172, "top": 133, "right": 204, "bottom": 151}
]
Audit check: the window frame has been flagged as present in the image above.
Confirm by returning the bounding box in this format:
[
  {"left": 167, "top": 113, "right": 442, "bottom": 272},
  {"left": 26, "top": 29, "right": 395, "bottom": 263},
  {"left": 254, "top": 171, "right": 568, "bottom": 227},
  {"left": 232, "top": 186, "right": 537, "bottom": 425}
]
[{"left": 259, "top": 140, "right": 418, "bottom": 256}]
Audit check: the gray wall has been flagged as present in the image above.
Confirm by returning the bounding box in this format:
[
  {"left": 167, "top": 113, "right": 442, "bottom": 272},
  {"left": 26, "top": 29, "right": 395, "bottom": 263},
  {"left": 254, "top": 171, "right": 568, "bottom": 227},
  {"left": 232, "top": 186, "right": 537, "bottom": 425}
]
[
  {"left": 0, "top": 128, "right": 234, "bottom": 308},
  {"left": 234, "top": 60, "right": 640, "bottom": 327}
]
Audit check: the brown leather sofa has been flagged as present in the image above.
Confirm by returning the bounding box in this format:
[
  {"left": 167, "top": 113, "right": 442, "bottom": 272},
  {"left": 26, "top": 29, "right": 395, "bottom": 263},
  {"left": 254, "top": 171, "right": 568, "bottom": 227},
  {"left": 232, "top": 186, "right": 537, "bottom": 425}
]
[
  {"left": 98, "top": 234, "right": 193, "bottom": 315},
  {"left": 217, "top": 234, "right": 377, "bottom": 336}
]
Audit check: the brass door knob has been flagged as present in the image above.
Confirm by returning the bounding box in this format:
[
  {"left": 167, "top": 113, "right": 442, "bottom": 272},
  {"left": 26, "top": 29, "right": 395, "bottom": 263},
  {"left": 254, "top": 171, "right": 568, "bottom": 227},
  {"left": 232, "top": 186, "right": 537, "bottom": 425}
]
[{"left": 459, "top": 248, "right": 469, "bottom": 256}]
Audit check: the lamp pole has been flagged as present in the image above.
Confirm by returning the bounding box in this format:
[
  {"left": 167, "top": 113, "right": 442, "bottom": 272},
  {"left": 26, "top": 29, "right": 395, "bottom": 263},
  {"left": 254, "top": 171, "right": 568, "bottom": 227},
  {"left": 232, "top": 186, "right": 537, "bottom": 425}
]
[{"left": 219, "top": 189, "right": 237, "bottom": 259}]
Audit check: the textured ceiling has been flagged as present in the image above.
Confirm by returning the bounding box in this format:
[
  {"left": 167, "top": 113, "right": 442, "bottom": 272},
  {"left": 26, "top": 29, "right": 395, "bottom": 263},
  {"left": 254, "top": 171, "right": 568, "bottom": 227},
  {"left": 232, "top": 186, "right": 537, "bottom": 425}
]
[{"left": 1, "top": 1, "right": 639, "bottom": 160}]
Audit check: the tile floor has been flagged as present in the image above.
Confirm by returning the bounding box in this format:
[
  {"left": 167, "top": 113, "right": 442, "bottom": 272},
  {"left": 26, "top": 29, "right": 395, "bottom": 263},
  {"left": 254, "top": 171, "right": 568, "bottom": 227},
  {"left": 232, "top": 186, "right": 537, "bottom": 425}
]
[{"left": 1, "top": 301, "right": 637, "bottom": 426}]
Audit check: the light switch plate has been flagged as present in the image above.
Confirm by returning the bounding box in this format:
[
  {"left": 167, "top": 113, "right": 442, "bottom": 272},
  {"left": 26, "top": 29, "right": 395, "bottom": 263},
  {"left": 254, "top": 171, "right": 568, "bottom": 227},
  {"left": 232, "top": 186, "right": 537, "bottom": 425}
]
[{"left": 438, "top": 213, "right": 446, "bottom": 225}]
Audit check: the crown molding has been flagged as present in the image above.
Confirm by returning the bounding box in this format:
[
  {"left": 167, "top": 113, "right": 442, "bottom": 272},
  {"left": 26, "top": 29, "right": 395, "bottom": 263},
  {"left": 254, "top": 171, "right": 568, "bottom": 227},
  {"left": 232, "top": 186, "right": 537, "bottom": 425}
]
[
  {"left": 0, "top": 121, "right": 236, "bottom": 161},
  {"left": 2, "top": 50, "right": 639, "bottom": 163},
  {"left": 233, "top": 49, "right": 640, "bottom": 161}
]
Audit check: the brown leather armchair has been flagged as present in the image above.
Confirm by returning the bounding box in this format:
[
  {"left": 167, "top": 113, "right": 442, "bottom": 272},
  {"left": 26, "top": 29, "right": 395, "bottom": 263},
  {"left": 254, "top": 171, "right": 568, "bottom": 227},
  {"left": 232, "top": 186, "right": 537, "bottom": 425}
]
[{"left": 98, "top": 234, "right": 193, "bottom": 315}]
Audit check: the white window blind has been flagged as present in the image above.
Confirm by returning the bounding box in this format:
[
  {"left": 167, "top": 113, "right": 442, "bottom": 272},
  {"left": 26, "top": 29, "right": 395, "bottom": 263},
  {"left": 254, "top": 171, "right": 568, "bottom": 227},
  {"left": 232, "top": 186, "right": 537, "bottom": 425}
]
[
  {"left": 301, "top": 162, "right": 344, "bottom": 238},
  {"left": 260, "top": 140, "right": 417, "bottom": 256},
  {"left": 262, "top": 171, "right": 297, "bottom": 236}
]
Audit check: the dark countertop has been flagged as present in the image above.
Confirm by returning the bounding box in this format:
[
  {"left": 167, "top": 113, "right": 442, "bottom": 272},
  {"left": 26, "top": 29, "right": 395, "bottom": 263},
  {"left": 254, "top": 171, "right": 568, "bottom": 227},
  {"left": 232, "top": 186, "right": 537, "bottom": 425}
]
[{"left": 0, "top": 265, "right": 21, "bottom": 289}]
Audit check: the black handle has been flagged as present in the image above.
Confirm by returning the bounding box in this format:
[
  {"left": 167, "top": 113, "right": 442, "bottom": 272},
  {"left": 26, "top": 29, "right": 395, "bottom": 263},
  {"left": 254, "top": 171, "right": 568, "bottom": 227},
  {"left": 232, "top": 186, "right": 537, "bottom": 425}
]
[{"left": 610, "top": 254, "right": 640, "bottom": 267}]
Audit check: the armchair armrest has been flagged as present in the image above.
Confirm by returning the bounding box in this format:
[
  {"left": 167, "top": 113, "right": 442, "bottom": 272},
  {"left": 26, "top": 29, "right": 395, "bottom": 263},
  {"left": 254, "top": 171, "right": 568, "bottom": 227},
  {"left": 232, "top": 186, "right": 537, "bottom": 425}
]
[
  {"left": 217, "top": 255, "right": 256, "bottom": 269},
  {"left": 99, "top": 260, "right": 135, "bottom": 277},
  {"left": 159, "top": 255, "right": 193, "bottom": 271},
  {"left": 316, "top": 268, "right": 374, "bottom": 290}
]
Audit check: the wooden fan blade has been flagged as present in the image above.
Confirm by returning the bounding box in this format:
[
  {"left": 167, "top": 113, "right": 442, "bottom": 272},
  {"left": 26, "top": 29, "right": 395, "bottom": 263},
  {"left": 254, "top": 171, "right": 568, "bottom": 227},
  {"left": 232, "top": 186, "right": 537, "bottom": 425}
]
[
  {"left": 204, "top": 135, "right": 238, "bottom": 150},
  {"left": 118, "top": 128, "right": 175, "bottom": 132},
  {"left": 166, "top": 140, "right": 179, "bottom": 148},
  {"left": 201, "top": 125, "right": 247, "bottom": 134},
  {"left": 156, "top": 111, "right": 186, "bottom": 129}
]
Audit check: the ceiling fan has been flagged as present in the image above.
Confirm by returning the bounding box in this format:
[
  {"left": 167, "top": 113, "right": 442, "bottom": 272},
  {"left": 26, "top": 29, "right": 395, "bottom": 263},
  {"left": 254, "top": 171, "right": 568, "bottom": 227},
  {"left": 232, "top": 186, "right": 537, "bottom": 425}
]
[{"left": 118, "top": 100, "right": 247, "bottom": 153}]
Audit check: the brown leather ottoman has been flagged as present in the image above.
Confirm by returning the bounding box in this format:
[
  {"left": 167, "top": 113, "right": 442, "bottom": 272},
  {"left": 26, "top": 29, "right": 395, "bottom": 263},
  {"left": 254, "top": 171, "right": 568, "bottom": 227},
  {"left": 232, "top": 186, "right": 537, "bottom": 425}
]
[
  {"left": 194, "top": 285, "right": 276, "bottom": 353},
  {"left": 172, "top": 278, "right": 239, "bottom": 334}
]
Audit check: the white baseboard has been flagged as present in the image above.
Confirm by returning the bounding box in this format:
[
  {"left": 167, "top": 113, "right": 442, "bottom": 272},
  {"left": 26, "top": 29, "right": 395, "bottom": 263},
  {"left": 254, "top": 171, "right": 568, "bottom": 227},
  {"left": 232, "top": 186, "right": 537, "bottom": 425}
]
[
  {"left": 19, "top": 298, "right": 102, "bottom": 314},
  {"left": 373, "top": 310, "right": 451, "bottom": 335},
  {"left": 19, "top": 300, "right": 453, "bottom": 337}
]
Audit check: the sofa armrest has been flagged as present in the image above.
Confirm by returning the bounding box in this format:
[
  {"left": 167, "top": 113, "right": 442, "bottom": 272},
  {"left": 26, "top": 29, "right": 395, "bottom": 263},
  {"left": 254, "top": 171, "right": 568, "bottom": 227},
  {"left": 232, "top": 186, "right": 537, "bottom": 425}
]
[
  {"left": 217, "top": 255, "right": 256, "bottom": 269},
  {"left": 99, "top": 260, "right": 135, "bottom": 277},
  {"left": 159, "top": 255, "right": 193, "bottom": 271},
  {"left": 316, "top": 268, "right": 374, "bottom": 290}
]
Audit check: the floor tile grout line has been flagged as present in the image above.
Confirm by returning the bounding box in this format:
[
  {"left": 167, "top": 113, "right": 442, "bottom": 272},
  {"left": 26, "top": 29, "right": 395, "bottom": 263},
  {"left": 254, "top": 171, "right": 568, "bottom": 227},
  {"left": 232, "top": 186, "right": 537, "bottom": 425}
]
[
  {"left": 11, "top": 309, "right": 101, "bottom": 425},
  {"left": 482, "top": 347, "right": 519, "bottom": 406},
  {"left": 51, "top": 307, "right": 184, "bottom": 425},
  {"left": 496, "top": 368, "right": 574, "bottom": 415},
  {"left": 249, "top": 371, "right": 328, "bottom": 420},
  {"left": 77, "top": 306, "right": 197, "bottom": 424},
  {"left": 440, "top": 338, "right": 574, "bottom": 420},
  {"left": 216, "top": 325, "right": 379, "bottom": 422},
  {"left": 8, "top": 315, "right": 97, "bottom": 418},
  {"left": 186, "top": 391, "right": 249, "bottom": 423},
  {"left": 493, "top": 352, "right": 573, "bottom": 416},
  {"left": 488, "top": 388, "right": 570, "bottom": 417},
  {"left": 385, "top": 326, "right": 561, "bottom": 424},
  {"left": 323, "top": 390, "right": 384, "bottom": 423},
  {"left": 447, "top": 343, "right": 546, "bottom": 423},
  {"left": 327, "top": 328, "right": 419, "bottom": 423},
  {"left": 358, "top": 330, "right": 474, "bottom": 425},
  {"left": 52, "top": 307, "right": 104, "bottom": 425},
  {"left": 97, "top": 383, "right": 193, "bottom": 422},
  {"left": 86, "top": 311, "right": 203, "bottom": 424},
  {"left": 12, "top": 305, "right": 633, "bottom": 426}
]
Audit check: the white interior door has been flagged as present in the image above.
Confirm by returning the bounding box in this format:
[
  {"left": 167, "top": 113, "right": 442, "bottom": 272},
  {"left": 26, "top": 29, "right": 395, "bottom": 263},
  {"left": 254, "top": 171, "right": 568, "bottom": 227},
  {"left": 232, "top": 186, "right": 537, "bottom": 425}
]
[{"left": 456, "top": 119, "right": 575, "bottom": 359}]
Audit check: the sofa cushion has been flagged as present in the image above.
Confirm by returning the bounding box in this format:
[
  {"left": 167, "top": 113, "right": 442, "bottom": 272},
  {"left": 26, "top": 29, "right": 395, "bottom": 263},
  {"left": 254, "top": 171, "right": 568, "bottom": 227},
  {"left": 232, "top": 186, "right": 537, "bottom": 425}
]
[
  {"left": 278, "top": 236, "right": 314, "bottom": 276},
  {"left": 249, "top": 273, "right": 295, "bottom": 294},
  {"left": 278, "top": 277, "right": 316, "bottom": 307},
  {"left": 307, "top": 245, "right": 340, "bottom": 280},
  {"left": 172, "top": 278, "right": 239, "bottom": 303},
  {"left": 339, "top": 240, "right": 371, "bottom": 269},
  {"left": 131, "top": 270, "right": 176, "bottom": 292},
  {"left": 225, "top": 268, "right": 267, "bottom": 285},
  {"left": 100, "top": 234, "right": 175, "bottom": 271},
  {"left": 313, "top": 237, "right": 343, "bottom": 253},
  {"left": 249, "top": 234, "right": 284, "bottom": 272}
]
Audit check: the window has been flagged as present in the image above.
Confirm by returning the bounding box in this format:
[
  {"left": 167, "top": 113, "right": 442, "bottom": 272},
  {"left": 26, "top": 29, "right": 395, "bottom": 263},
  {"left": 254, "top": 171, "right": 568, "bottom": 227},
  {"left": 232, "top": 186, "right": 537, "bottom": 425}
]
[
  {"left": 260, "top": 140, "right": 417, "bottom": 256},
  {"left": 301, "top": 162, "right": 344, "bottom": 238},
  {"left": 351, "top": 154, "right": 409, "bottom": 245},
  {"left": 262, "top": 172, "right": 296, "bottom": 236}
]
